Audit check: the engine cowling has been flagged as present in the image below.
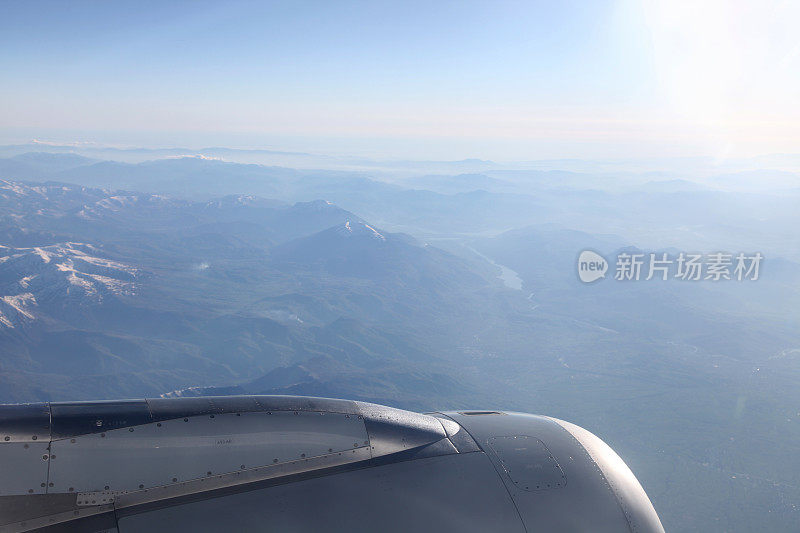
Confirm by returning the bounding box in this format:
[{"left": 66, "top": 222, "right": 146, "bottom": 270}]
[{"left": 0, "top": 396, "right": 663, "bottom": 532}]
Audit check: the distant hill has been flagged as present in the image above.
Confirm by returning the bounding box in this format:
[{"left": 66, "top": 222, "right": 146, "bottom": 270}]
[
  {"left": 0, "top": 152, "right": 95, "bottom": 179},
  {"left": 0, "top": 178, "right": 499, "bottom": 407}
]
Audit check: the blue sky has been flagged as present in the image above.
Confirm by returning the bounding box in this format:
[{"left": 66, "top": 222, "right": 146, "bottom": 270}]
[{"left": 1, "top": 0, "right": 798, "bottom": 160}]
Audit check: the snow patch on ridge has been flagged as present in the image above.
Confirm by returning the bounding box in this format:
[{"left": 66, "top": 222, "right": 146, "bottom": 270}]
[
  {"left": 0, "top": 293, "right": 37, "bottom": 329},
  {"left": 0, "top": 242, "right": 139, "bottom": 316},
  {"left": 336, "top": 220, "right": 386, "bottom": 241}
]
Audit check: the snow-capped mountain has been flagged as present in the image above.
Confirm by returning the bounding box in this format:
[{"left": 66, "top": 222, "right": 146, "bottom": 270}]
[
  {"left": 0, "top": 242, "right": 138, "bottom": 328},
  {"left": 0, "top": 179, "right": 492, "bottom": 404}
]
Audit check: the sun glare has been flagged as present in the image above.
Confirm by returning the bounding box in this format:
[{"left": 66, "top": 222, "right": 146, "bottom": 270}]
[{"left": 642, "top": 0, "right": 800, "bottom": 155}]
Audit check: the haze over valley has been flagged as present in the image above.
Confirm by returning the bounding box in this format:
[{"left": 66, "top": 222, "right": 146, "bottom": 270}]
[{"left": 0, "top": 144, "right": 798, "bottom": 531}]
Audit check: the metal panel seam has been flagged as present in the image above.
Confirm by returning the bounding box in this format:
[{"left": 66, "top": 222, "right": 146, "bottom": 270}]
[
  {"left": 434, "top": 413, "right": 529, "bottom": 533},
  {"left": 431, "top": 417, "right": 460, "bottom": 454},
  {"left": 544, "top": 416, "right": 635, "bottom": 533},
  {"left": 45, "top": 402, "right": 52, "bottom": 495}
]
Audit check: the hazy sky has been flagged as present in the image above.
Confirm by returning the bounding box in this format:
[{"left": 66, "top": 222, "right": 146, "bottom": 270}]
[{"left": 1, "top": 0, "right": 799, "bottom": 160}]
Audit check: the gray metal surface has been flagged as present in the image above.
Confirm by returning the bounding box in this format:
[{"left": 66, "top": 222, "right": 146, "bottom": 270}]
[
  {"left": 0, "top": 404, "right": 50, "bottom": 442},
  {"left": 444, "top": 410, "right": 665, "bottom": 533},
  {"left": 1, "top": 449, "right": 375, "bottom": 532},
  {"left": 551, "top": 417, "right": 665, "bottom": 533},
  {"left": 430, "top": 412, "right": 482, "bottom": 453},
  {"left": 2, "top": 396, "right": 364, "bottom": 442},
  {"left": 49, "top": 410, "right": 369, "bottom": 493},
  {"left": 0, "top": 494, "right": 78, "bottom": 528},
  {"left": 0, "top": 395, "right": 665, "bottom": 532},
  {"left": 0, "top": 442, "right": 50, "bottom": 496},
  {"left": 116, "top": 452, "right": 526, "bottom": 533},
  {"left": 488, "top": 435, "right": 566, "bottom": 491},
  {"left": 147, "top": 395, "right": 361, "bottom": 421},
  {"left": 112, "top": 446, "right": 373, "bottom": 511},
  {"left": 0, "top": 505, "right": 115, "bottom": 533},
  {"left": 50, "top": 401, "right": 151, "bottom": 439},
  {"left": 356, "top": 401, "right": 447, "bottom": 456}
]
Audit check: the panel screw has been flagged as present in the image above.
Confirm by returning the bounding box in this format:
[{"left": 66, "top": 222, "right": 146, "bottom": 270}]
[
  {"left": 172, "top": 478, "right": 177, "bottom": 482},
  {"left": 31, "top": 436, "right": 37, "bottom": 440},
  {"left": 28, "top": 489, "right": 33, "bottom": 494},
  {"left": 40, "top": 483, "right": 45, "bottom": 487},
  {"left": 49, "top": 483, "right": 53, "bottom": 487},
  {"left": 183, "top": 418, "right": 188, "bottom": 422},
  {"left": 3, "top": 436, "right": 8, "bottom": 441},
  {"left": 301, "top": 453, "right": 305, "bottom": 458},
  {"left": 240, "top": 465, "right": 245, "bottom": 469},
  {"left": 105, "top": 485, "right": 109, "bottom": 490},
  {"left": 42, "top": 454, "right": 48, "bottom": 460},
  {"left": 273, "top": 458, "right": 278, "bottom": 463},
  {"left": 129, "top": 428, "right": 134, "bottom": 432},
  {"left": 139, "top": 484, "right": 144, "bottom": 489},
  {"left": 100, "top": 433, "right": 105, "bottom": 438},
  {"left": 209, "top": 414, "right": 214, "bottom": 418},
  {"left": 207, "top": 471, "right": 212, "bottom": 476},
  {"left": 157, "top": 423, "right": 161, "bottom": 427}
]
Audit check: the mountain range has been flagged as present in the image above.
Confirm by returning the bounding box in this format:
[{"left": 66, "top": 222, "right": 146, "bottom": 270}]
[{"left": 0, "top": 148, "right": 799, "bottom": 532}]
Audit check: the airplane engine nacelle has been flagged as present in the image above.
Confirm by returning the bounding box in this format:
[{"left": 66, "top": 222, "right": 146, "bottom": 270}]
[{"left": 0, "top": 396, "right": 664, "bottom": 532}]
